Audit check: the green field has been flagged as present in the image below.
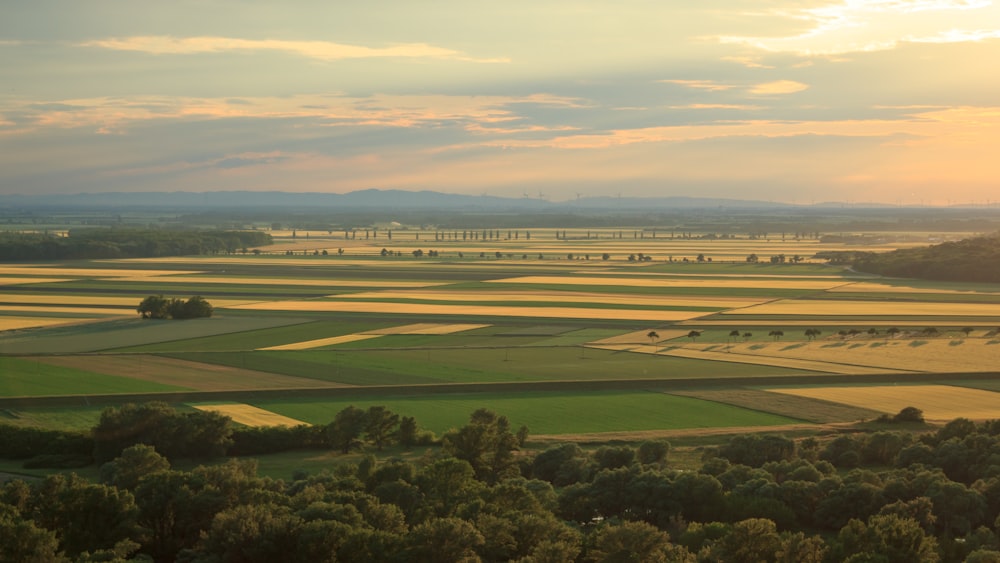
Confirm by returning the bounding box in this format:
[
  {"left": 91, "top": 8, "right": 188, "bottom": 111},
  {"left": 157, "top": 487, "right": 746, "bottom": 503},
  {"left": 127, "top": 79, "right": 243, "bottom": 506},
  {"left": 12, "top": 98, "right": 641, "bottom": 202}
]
[{"left": 0, "top": 357, "right": 189, "bottom": 397}]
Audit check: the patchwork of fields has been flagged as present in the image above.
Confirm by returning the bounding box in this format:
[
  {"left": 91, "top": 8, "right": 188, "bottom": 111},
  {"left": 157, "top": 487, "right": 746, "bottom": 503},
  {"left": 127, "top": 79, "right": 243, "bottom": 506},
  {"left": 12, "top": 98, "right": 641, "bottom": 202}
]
[{"left": 2, "top": 229, "right": 999, "bottom": 437}]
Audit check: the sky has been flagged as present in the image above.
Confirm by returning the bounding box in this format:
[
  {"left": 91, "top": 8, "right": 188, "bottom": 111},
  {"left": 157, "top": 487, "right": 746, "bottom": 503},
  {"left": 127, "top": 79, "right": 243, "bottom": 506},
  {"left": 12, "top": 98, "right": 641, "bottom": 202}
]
[{"left": 1, "top": 0, "right": 999, "bottom": 205}]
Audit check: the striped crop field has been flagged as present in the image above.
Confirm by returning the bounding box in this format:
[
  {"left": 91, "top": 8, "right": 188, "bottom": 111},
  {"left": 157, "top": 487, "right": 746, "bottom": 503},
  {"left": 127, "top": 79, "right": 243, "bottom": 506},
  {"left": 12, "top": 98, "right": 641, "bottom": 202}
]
[
  {"left": 192, "top": 404, "right": 308, "bottom": 427},
  {"left": 487, "top": 275, "right": 848, "bottom": 290},
  {"left": 0, "top": 316, "right": 82, "bottom": 331},
  {"left": 766, "top": 385, "right": 1000, "bottom": 421},
  {"left": 260, "top": 333, "right": 383, "bottom": 351},
  {"left": 723, "top": 299, "right": 1000, "bottom": 317},
  {"left": 331, "top": 289, "right": 768, "bottom": 308}
]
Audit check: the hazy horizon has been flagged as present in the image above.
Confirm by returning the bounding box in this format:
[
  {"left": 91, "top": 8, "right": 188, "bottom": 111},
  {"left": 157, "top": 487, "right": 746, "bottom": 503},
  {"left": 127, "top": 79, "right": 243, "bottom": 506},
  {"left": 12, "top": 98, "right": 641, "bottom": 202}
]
[{"left": 2, "top": 1, "right": 998, "bottom": 206}]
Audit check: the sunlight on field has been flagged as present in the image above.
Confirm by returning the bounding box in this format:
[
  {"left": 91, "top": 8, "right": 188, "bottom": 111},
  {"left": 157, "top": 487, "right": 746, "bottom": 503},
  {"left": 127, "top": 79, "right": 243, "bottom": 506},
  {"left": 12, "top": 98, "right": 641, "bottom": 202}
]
[
  {"left": 829, "top": 282, "right": 1000, "bottom": 296},
  {"left": 232, "top": 300, "right": 708, "bottom": 321},
  {"left": 0, "top": 305, "right": 132, "bottom": 315},
  {"left": 0, "top": 317, "right": 79, "bottom": 331},
  {"left": 726, "top": 300, "right": 1000, "bottom": 317},
  {"left": 683, "top": 319, "right": 999, "bottom": 327},
  {"left": 365, "top": 323, "right": 491, "bottom": 335},
  {"left": 489, "top": 276, "right": 847, "bottom": 290},
  {"left": 656, "top": 345, "right": 913, "bottom": 375},
  {"left": 0, "top": 267, "right": 202, "bottom": 277},
  {"left": 0, "top": 277, "right": 72, "bottom": 285},
  {"left": 767, "top": 385, "right": 1000, "bottom": 420},
  {"left": 0, "top": 293, "right": 257, "bottom": 308},
  {"left": 193, "top": 404, "right": 307, "bottom": 427},
  {"left": 334, "top": 290, "right": 767, "bottom": 308},
  {"left": 107, "top": 275, "right": 445, "bottom": 288},
  {"left": 259, "top": 333, "right": 383, "bottom": 350},
  {"left": 723, "top": 338, "right": 1000, "bottom": 373},
  {"left": 589, "top": 329, "right": 691, "bottom": 345}
]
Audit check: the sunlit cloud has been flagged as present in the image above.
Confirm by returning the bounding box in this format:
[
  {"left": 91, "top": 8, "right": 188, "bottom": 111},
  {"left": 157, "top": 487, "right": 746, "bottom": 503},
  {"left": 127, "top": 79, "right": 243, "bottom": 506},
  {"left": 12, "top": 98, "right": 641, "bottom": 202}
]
[
  {"left": 719, "top": 0, "right": 1000, "bottom": 55},
  {"left": 659, "top": 79, "right": 736, "bottom": 91},
  {"left": 668, "top": 104, "right": 763, "bottom": 110},
  {"left": 749, "top": 80, "right": 810, "bottom": 95},
  {"left": 80, "top": 36, "right": 509, "bottom": 63}
]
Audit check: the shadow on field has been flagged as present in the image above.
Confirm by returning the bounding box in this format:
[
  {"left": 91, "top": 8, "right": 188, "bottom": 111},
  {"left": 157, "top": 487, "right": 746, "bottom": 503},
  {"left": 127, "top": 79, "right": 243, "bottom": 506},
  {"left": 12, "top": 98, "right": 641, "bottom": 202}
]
[{"left": 909, "top": 340, "right": 929, "bottom": 347}]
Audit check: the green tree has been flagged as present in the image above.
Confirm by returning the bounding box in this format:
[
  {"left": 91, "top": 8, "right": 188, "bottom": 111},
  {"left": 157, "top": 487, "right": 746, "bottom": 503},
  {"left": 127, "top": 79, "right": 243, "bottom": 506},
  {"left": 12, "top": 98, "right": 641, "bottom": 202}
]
[
  {"left": 585, "top": 520, "right": 694, "bottom": 563},
  {"left": 136, "top": 295, "right": 169, "bottom": 319},
  {"left": 364, "top": 406, "right": 400, "bottom": 451},
  {"left": 327, "top": 406, "right": 368, "bottom": 454},
  {"left": 99, "top": 444, "right": 170, "bottom": 490},
  {"left": 443, "top": 409, "right": 521, "bottom": 484},
  {"left": 0, "top": 504, "right": 66, "bottom": 563}
]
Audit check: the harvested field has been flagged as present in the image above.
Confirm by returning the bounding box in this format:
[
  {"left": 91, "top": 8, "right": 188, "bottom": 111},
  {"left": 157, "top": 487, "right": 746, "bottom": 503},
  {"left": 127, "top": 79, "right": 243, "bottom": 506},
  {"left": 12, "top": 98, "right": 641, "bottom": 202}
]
[
  {"left": 0, "top": 267, "right": 202, "bottom": 277},
  {"left": 0, "top": 317, "right": 80, "bottom": 331},
  {"left": 363, "top": 323, "right": 491, "bottom": 335},
  {"left": 106, "top": 276, "right": 445, "bottom": 288},
  {"left": 680, "top": 319, "right": 1000, "bottom": 327},
  {"left": 625, "top": 344, "right": 910, "bottom": 374},
  {"left": 488, "top": 276, "right": 848, "bottom": 290},
  {"left": 724, "top": 299, "right": 1000, "bottom": 317},
  {"left": 231, "top": 300, "right": 708, "bottom": 322},
  {"left": 192, "top": 404, "right": 307, "bottom": 427},
  {"left": 333, "top": 290, "right": 768, "bottom": 308},
  {"left": 721, "top": 338, "right": 1000, "bottom": 373},
  {"left": 589, "top": 329, "right": 691, "bottom": 345},
  {"left": 0, "top": 305, "right": 133, "bottom": 315},
  {"left": 0, "top": 277, "right": 72, "bottom": 285},
  {"left": 260, "top": 333, "right": 383, "bottom": 350},
  {"left": 829, "top": 282, "right": 1000, "bottom": 295},
  {"left": 0, "top": 293, "right": 258, "bottom": 308},
  {"left": 767, "top": 385, "right": 1000, "bottom": 420},
  {"left": 35, "top": 355, "right": 347, "bottom": 390},
  {"left": 669, "top": 389, "right": 882, "bottom": 423}
]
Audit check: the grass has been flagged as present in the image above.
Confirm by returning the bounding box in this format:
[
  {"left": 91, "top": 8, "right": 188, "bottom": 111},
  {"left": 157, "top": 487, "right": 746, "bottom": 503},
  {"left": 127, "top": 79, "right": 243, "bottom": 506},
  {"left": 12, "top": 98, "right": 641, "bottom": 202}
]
[
  {"left": 0, "top": 357, "right": 190, "bottom": 397},
  {"left": 114, "top": 319, "right": 391, "bottom": 352},
  {"left": 669, "top": 388, "right": 881, "bottom": 423},
  {"left": 252, "top": 390, "right": 803, "bottom": 434},
  {"left": 0, "top": 405, "right": 106, "bottom": 431}
]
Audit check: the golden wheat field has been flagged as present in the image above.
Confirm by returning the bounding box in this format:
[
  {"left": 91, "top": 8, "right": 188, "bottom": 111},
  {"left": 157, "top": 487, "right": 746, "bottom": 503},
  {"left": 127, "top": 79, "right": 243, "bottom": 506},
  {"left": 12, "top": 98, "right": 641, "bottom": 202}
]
[
  {"left": 192, "top": 404, "right": 307, "bottom": 427},
  {"left": 0, "top": 317, "right": 80, "bottom": 331},
  {"left": 588, "top": 329, "right": 692, "bottom": 345},
  {"left": 723, "top": 338, "right": 1000, "bottom": 373},
  {"left": 725, "top": 299, "right": 1000, "bottom": 317},
  {"left": 767, "top": 385, "right": 1000, "bottom": 420},
  {"left": 107, "top": 275, "right": 445, "bottom": 288},
  {"left": 333, "top": 290, "right": 768, "bottom": 308},
  {"left": 363, "top": 323, "right": 491, "bottom": 335},
  {"left": 0, "top": 267, "right": 202, "bottom": 277},
  {"left": 656, "top": 345, "right": 914, "bottom": 375},
  {"left": 0, "top": 305, "right": 133, "bottom": 315},
  {"left": 232, "top": 300, "right": 707, "bottom": 322},
  {"left": 0, "top": 277, "right": 73, "bottom": 285},
  {"left": 488, "top": 276, "right": 848, "bottom": 290},
  {"left": 828, "top": 282, "right": 1000, "bottom": 295},
  {"left": 259, "top": 333, "right": 384, "bottom": 351},
  {"left": 0, "top": 293, "right": 258, "bottom": 308},
  {"left": 681, "top": 319, "right": 999, "bottom": 327}
]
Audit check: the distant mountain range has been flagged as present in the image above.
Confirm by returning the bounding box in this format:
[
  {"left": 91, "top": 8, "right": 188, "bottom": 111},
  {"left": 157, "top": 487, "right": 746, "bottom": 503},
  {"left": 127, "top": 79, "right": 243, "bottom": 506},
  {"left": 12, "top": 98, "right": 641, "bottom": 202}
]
[{"left": 0, "top": 189, "right": 794, "bottom": 211}]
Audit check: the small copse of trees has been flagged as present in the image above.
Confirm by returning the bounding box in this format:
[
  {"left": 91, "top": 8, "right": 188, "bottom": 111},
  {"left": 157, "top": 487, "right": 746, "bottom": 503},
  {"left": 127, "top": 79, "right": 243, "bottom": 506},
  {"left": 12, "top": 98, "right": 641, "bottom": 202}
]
[{"left": 137, "top": 295, "right": 213, "bottom": 319}]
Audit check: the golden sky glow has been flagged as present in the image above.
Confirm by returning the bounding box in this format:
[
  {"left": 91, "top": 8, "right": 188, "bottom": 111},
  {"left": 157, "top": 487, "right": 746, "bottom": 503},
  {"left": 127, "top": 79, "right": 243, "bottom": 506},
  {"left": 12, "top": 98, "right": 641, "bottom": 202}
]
[{"left": 1, "top": 1, "right": 999, "bottom": 204}]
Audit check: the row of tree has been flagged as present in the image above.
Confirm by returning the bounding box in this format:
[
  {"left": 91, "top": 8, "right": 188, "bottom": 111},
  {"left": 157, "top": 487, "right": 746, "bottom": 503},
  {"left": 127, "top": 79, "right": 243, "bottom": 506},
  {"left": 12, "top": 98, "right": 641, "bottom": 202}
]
[
  {"left": 136, "top": 295, "right": 214, "bottom": 320},
  {"left": 0, "top": 229, "right": 271, "bottom": 261}
]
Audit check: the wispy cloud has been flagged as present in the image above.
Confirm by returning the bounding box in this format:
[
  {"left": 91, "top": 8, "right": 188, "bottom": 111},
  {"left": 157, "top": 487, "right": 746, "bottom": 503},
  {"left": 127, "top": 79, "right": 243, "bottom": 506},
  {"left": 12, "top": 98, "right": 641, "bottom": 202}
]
[
  {"left": 662, "top": 79, "right": 808, "bottom": 96},
  {"left": 80, "top": 36, "right": 509, "bottom": 63},
  {"left": 749, "top": 80, "right": 809, "bottom": 95},
  {"left": 659, "top": 79, "right": 736, "bottom": 91}
]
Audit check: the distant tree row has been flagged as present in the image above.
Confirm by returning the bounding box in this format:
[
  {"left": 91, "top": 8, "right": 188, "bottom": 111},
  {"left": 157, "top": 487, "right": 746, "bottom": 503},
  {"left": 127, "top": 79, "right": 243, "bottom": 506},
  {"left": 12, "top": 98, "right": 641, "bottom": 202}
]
[
  {"left": 136, "top": 295, "right": 213, "bottom": 319},
  {"left": 0, "top": 228, "right": 271, "bottom": 261}
]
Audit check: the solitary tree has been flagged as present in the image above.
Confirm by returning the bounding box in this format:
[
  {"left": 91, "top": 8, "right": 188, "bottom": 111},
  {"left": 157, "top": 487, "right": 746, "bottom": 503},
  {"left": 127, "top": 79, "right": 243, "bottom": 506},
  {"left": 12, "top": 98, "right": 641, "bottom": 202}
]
[
  {"left": 687, "top": 330, "right": 702, "bottom": 342},
  {"left": 769, "top": 330, "right": 784, "bottom": 341},
  {"left": 729, "top": 330, "right": 741, "bottom": 343},
  {"left": 805, "top": 328, "right": 821, "bottom": 341},
  {"left": 961, "top": 326, "right": 974, "bottom": 337},
  {"left": 743, "top": 331, "right": 753, "bottom": 341},
  {"left": 868, "top": 328, "right": 879, "bottom": 338},
  {"left": 887, "top": 327, "right": 901, "bottom": 339}
]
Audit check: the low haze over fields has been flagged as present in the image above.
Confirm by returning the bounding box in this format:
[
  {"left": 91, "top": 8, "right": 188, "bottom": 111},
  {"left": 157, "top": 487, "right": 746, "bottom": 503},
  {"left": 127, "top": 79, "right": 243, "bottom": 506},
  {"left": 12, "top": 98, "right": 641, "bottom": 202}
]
[{"left": 2, "top": 1, "right": 999, "bottom": 204}]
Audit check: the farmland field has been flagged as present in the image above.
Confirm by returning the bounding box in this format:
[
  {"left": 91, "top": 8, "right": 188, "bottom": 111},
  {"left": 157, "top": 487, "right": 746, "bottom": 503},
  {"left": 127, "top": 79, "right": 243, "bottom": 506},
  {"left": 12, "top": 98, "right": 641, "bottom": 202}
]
[
  {"left": 766, "top": 384, "right": 1000, "bottom": 421},
  {"left": 3, "top": 226, "right": 1000, "bottom": 441}
]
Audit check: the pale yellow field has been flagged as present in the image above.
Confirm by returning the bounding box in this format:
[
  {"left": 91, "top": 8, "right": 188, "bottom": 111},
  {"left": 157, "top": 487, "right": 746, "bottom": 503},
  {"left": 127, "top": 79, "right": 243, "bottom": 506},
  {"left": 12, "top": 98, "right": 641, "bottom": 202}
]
[
  {"left": 0, "top": 317, "right": 80, "bottom": 331},
  {"left": 583, "top": 342, "right": 911, "bottom": 374},
  {"left": 681, "top": 319, "right": 999, "bottom": 327},
  {"left": 0, "top": 293, "right": 258, "bottom": 308},
  {"left": 725, "top": 299, "right": 1000, "bottom": 317},
  {"left": 192, "top": 404, "right": 307, "bottom": 427},
  {"left": 589, "top": 329, "right": 691, "bottom": 345},
  {"left": 721, "top": 338, "right": 1000, "bottom": 373},
  {"left": 767, "top": 385, "right": 1000, "bottom": 420},
  {"left": 106, "top": 276, "right": 445, "bottom": 288},
  {"left": 0, "top": 277, "right": 72, "bottom": 285},
  {"left": 0, "top": 267, "right": 202, "bottom": 277},
  {"left": 259, "top": 333, "right": 383, "bottom": 351},
  {"left": 488, "top": 276, "right": 848, "bottom": 290},
  {"left": 0, "top": 305, "right": 132, "bottom": 315},
  {"left": 364, "top": 323, "right": 491, "bottom": 335},
  {"left": 333, "top": 290, "right": 768, "bottom": 308},
  {"left": 232, "top": 300, "right": 707, "bottom": 322},
  {"left": 583, "top": 271, "right": 852, "bottom": 280},
  {"left": 829, "top": 282, "right": 1000, "bottom": 296}
]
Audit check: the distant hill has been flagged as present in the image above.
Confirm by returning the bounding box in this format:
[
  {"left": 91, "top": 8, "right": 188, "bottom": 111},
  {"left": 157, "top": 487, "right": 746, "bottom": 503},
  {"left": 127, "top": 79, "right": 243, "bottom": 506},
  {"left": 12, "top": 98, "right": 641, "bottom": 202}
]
[
  {"left": 852, "top": 233, "right": 1000, "bottom": 283},
  {"left": 0, "top": 189, "right": 790, "bottom": 212}
]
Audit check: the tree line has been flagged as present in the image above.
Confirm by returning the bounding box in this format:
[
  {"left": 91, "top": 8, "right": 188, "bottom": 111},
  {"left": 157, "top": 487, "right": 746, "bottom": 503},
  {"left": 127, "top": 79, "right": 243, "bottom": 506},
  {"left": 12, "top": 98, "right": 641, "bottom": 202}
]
[
  {"left": 2, "top": 403, "right": 1000, "bottom": 561},
  {"left": 136, "top": 296, "right": 214, "bottom": 320},
  {"left": 0, "top": 229, "right": 271, "bottom": 261},
  {"left": 825, "top": 232, "right": 1000, "bottom": 283}
]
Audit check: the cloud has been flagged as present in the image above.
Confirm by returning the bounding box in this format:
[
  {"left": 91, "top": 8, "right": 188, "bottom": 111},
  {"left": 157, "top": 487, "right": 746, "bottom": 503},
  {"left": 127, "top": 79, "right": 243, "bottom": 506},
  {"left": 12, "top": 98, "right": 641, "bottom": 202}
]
[
  {"left": 659, "top": 79, "right": 736, "bottom": 91},
  {"left": 749, "top": 80, "right": 810, "bottom": 95},
  {"left": 80, "top": 35, "right": 509, "bottom": 63},
  {"left": 718, "top": 0, "right": 1000, "bottom": 55}
]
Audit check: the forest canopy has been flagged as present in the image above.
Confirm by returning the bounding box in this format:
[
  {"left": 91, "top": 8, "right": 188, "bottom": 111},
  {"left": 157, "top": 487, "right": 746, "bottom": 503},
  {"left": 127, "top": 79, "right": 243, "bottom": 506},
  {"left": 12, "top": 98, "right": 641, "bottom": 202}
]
[{"left": 831, "top": 233, "right": 1000, "bottom": 283}]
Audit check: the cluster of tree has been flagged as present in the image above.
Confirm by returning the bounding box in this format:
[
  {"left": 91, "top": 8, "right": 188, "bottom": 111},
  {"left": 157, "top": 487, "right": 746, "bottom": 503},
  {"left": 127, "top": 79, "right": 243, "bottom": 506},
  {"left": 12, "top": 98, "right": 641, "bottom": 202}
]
[
  {"left": 0, "top": 229, "right": 271, "bottom": 261},
  {"left": 848, "top": 233, "right": 1000, "bottom": 283},
  {"left": 4, "top": 405, "right": 1000, "bottom": 561},
  {"left": 136, "top": 296, "right": 213, "bottom": 320}
]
